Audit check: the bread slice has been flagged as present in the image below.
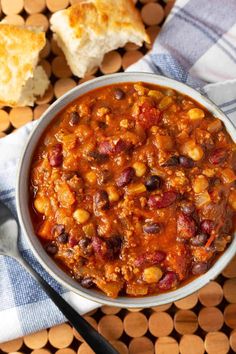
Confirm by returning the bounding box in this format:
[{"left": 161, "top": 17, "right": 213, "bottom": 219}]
[
  {"left": 50, "top": 0, "right": 149, "bottom": 78},
  {"left": 0, "top": 24, "right": 49, "bottom": 107}
]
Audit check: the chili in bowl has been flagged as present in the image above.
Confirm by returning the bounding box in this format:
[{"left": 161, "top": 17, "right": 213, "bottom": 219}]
[{"left": 17, "top": 73, "right": 236, "bottom": 307}]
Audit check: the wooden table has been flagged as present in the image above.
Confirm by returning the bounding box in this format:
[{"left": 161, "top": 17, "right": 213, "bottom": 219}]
[{"left": 0, "top": 1, "right": 236, "bottom": 353}]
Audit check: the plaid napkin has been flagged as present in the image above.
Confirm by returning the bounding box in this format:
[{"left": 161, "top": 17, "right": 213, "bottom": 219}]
[{"left": 1, "top": 0, "right": 236, "bottom": 343}]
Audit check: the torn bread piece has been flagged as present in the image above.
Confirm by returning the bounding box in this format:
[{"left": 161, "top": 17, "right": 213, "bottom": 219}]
[
  {"left": 0, "top": 24, "right": 49, "bottom": 107},
  {"left": 50, "top": 0, "right": 149, "bottom": 78}
]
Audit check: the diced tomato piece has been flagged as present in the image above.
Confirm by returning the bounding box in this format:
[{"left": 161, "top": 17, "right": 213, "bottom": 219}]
[{"left": 137, "top": 102, "right": 162, "bottom": 129}]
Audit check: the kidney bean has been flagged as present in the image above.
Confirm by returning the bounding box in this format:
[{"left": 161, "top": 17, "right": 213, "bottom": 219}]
[
  {"left": 98, "top": 121, "right": 107, "bottom": 129},
  {"left": 57, "top": 233, "right": 69, "bottom": 244},
  {"left": 98, "top": 140, "right": 114, "bottom": 155},
  {"left": 145, "top": 175, "right": 163, "bottom": 191},
  {"left": 208, "top": 148, "right": 227, "bottom": 165},
  {"left": 52, "top": 224, "right": 65, "bottom": 237},
  {"left": 191, "top": 262, "right": 208, "bottom": 275},
  {"left": 92, "top": 236, "right": 104, "bottom": 257},
  {"left": 179, "top": 200, "right": 195, "bottom": 215},
  {"left": 81, "top": 277, "right": 94, "bottom": 288},
  {"left": 148, "top": 191, "right": 177, "bottom": 209},
  {"left": 162, "top": 156, "right": 179, "bottom": 167},
  {"left": 143, "top": 222, "right": 162, "bottom": 234},
  {"left": 134, "top": 250, "right": 166, "bottom": 267},
  {"left": 49, "top": 144, "right": 63, "bottom": 167},
  {"left": 89, "top": 150, "right": 108, "bottom": 164},
  {"left": 94, "top": 190, "right": 110, "bottom": 210},
  {"left": 114, "top": 139, "right": 133, "bottom": 154},
  {"left": 177, "top": 212, "right": 196, "bottom": 239},
  {"left": 179, "top": 155, "right": 194, "bottom": 168},
  {"left": 69, "top": 111, "right": 80, "bottom": 126},
  {"left": 114, "top": 88, "right": 125, "bottom": 100},
  {"left": 45, "top": 243, "right": 58, "bottom": 255},
  {"left": 116, "top": 167, "right": 135, "bottom": 187},
  {"left": 106, "top": 235, "right": 123, "bottom": 260},
  {"left": 200, "top": 219, "right": 214, "bottom": 234},
  {"left": 190, "top": 233, "right": 208, "bottom": 246},
  {"left": 158, "top": 271, "right": 178, "bottom": 290},
  {"left": 79, "top": 237, "right": 93, "bottom": 256},
  {"left": 69, "top": 236, "right": 78, "bottom": 248}
]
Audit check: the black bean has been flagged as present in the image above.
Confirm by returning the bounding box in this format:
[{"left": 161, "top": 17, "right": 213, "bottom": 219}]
[
  {"left": 201, "top": 219, "right": 214, "bottom": 234},
  {"left": 143, "top": 222, "right": 161, "bottom": 234},
  {"left": 114, "top": 88, "right": 125, "bottom": 100},
  {"left": 116, "top": 167, "right": 135, "bottom": 187},
  {"left": 191, "top": 262, "right": 208, "bottom": 275},
  {"left": 79, "top": 237, "right": 91, "bottom": 250},
  {"left": 162, "top": 156, "right": 179, "bottom": 167},
  {"left": 81, "top": 277, "right": 94, "bottom": 288},
  {"left": 145, "top": 175, "right": 162, "bottom": 191},
  {"left": 45, "top": 243, "right": 58, "bottom": 255},
  {"left": 88, "top": 150, "right": 108, "bottom": 164},
  {"left": 57, "top": 233, "right": 69, "bottom": 244},
  {"left": 179, "top": 155, "right": 194, "bottom": 168},
  {"left": 52, "top": 224, "right": 65, "bottom": 237},
  {"left": 94, "top": 190, "right": 110, "bottom": 210},
  {"left": 106, "top": 236, "right": 123, "bottom": 260},
  {"left": 190, "top": 233, "right": 208, "bottom": 246},
  {"left": 69, "top": 111, "right": 80, "bottom": 126},
  {"left": 179, "top": 200, "right": 195, "bottom": 215}
]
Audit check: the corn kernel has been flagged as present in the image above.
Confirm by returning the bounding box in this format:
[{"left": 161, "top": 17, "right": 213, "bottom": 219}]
[
  {"left": 229, "top": 190, "right": 236, "bottom": 210},
  {"left": 134, "top": 83, "right": 148, "bottom": 96},
  {"left": 192, "top": 175, "right": 209, "bottom": 194},
  {"left": 159, "top": 96, "right": 173, "bottom": 110},
  {"left": 120, "top": 119, "right": 129, "bottom": 128},
  {"left": 148, "top": 90, "right": 164, "bottom": 101},
  {"left": 73, "top": 209, "right": 90, "bottom": 224},
  {"left": 85, "top": 171, "right": 97, "bottom": 184},
  {"left": 133, "top": 162, "right": 147, "bottom": 177},
  {"left": 150, "top": 125, "right": 158, "bottom": 134},
  {"left": 127, "top": 183, "right": 146, "bottom": 195},
  {"left": 107, "top": 186, "right": 120, "bottom": 202},
  {"left": 187, "top": 108, "right": 205, "bottom": 120},
  {"left": 221, "top": 168, "right": 236, "bottom": 184},
  {"left": 203, "top": 169, "right": 215, "bottom": 177},
  {"left": 143, "top": 266, "right": 163, "bottom": 284},
  {"left": 34, "top": 196, "right": 49, "bottom": 214}
]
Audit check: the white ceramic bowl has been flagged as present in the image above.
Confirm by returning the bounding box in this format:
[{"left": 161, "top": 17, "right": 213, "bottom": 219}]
[{"left": 16, "top": 73, "right": 236, "bottom": 307}]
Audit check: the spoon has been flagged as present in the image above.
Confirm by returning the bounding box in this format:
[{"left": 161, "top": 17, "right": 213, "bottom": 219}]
[{"left": 0, "top": 201, "right": 118, "bottom": 354}]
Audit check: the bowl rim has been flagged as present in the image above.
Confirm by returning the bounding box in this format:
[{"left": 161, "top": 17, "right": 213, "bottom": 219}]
[{"left": 16, "top": 72, "right": 236, "bottom": 307}]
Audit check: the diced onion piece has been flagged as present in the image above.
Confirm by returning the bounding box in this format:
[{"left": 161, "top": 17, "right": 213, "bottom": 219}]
[
  {"left": 126, "top": 283, "right": 148, "bottom": 296},
  {"left": 207, "top": 119, "right": 222, "bottom": 133},
  {"left": 133, "top": 162, "right": 147, "bottom": 177},
  {"left": 38, "top": 220, "right": 53, "bottom": 239},
  {"left": 229, "top": 190, "right": 236, "bottom": 210},
  {"left": 143, "top": 266, "right": 163, "bottom": 284},
  {"left": 192, "top": 175, "right": 209, "bottom": 194},
  {"left": 126, "top": 183, "right": 146, "bottom": 195},
  {"left": 73, "top": 209, "right": 90, "bottom": 224},
  {"left": 187, "top": 108, "right": 205, "bottom": 120},
  {"left": 221, "top": 168, "right": 236, "bottom": 184},
  {"left": 34, "top": 196, "right": 50, "bottom": 214},
  {"left": 195, "top": 190, "right": 211, "bottom": 208}
]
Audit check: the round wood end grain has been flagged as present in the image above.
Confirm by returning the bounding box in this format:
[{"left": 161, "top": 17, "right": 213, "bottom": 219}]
[
  {"left": 198, "top": 307, "right": 224, "bottom": 332},
  {"left": 198, "top": 281, "right": 223, "bottom": 306},
  {"left": 36, "top": 84, "right": 54, "bottom": 104},
  {"left": 179, "top": 335, "right": 204, "bottom": 354},
  {"left": 205, "top": 332, "right": 230, "bottom": 354},
  {"left": 174, "top": 310, "right": 198, "bottom": 335},
  {"left": 46, "top": 0, "right": 69, "bottom": 12},
  {"left": 155, "top": 336, "right": 179, "bottom": 354},
  {"left": 164, "top": 0, "right": 175, "bottom": 17},
  {"left": 24, "top": 0, "right": 46, "bottom": 14},
  {"left": 152, "top": 303, "right": 172, "bottom": 312},
  {"left": 54, "top": 78, "right": 77, "bottom": 98},
  {"left": 124, "top": 312, "right": 148, "bottom": 337},
  {"left": 79, "top": 75, "right": 95, "bottom": 84},
  {"left": 145, "top": 25, "right": 161, "bottom": 49},
  {"left": 73, "top": 316, "right": 97, "bottom": 342},
  {"left": 52, "top": 56, "right": 72, "bottom": 78},
  {"left": 0, "top": 110, "right": 10, "bottom": 132},
  {"left": 224, "top": 304, "right": 236, "bottom": 329},
  {"left": 129, "top": 337, "right": 154, "bottom": 354},
  {"left": 9, "top": 107, "right": 33, "bottom": 128},
  {"left": 51, "top": 38, "right": 64, "bottom": 56},
  {"left": 31, "top": 349, "right": 52, "bottom": 354},
  {"left": 222, "top": 255, "right": 236, "bottom": 278},
  {"left": 2, "top": 14, "right": 25, "bottom": 25},
  {"left": 124, "top": 42, "right": 141, "bottom": 51},
  {"left": 98, "top": 315, "right": 123, "bottom": 340},
  {"left": 149, "top": 312, "right": 174, "bottom": 337},
  {"left": 100, "top": 51, "right": 122, "bottom": 74},
  {"left": 24, "top": 329, "right": 48, "bottom": 349},
  {"left": 26, "top": 13, "right": 49, "bottom": 31},
  {"left": 110, "top": 340, "right": 128, "bottom": 354},
  {"left": 48, "top": 323, "right": 73, "bottom": 349},
  {"left": 0, "top": 338, "right": 23, "bottom": 352},
  {"left": 40, "top": 39, "right": 51, "bottom": 59},
  {"left": 55, "top": 349, "right": 76, "bottom": 354},
  {"left": 223, "top": 278, "right": 236, "bottom": 303},
  {"left": 122, "top": 51, "right": 143, "bottom": 70},
  {"left": 40, "top": 59, "right": 52, "bottom": 78},
  {"left": 174, "top": 292, "right": 198, "bottom": 310},
  {"left": 1, "top": 0, "right": 24, "bottom": 15},
  {"left": 141, "top": 3, "right": 165, "bottom": 26},
  {"left": 77, "top": 343, "right": 95, "bottom": 354},
  {"left": 101, "top": 306, "right": 121, "bottom": 315},
  {"left": 34, "top": 104, "right": 49, "bottom": 120},
  {"left": 230, "top": 330, "right": 236, "bottom": 352}
]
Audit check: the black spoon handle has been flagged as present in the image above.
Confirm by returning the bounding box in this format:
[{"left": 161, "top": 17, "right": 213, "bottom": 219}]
[{"left": 17, "top": 256, "right": 118, "bottom": 354}]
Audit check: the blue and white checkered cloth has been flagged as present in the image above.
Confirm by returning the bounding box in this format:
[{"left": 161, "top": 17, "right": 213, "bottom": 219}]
[{"left": 1, "top": 0, "right": 236, "bottom": 343}]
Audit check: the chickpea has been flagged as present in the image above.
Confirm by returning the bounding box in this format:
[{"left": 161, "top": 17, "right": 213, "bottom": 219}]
[
  {"left": 85, "top": 171, "right": 97, "bottom": 185},
  {"left": 73, "top": 209, "right": 90, "bottom": 224},
  {"left": 143, "top": 266, "right": 163, "bottom": 283},
  {"left": 192, "top": 175, "right": 209, "bottom": 194},
  {"left": 133, "top": 162, "right": 147, "bottom": 177},
  {"left": 182, "top": 140, "right": 204, "bottom": 161},
  {"left": 187, "top": 108, "right": 205, "bottom": 120},
  {"left": 34, "top": 196, "right": 50, "bottom": 214}
]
